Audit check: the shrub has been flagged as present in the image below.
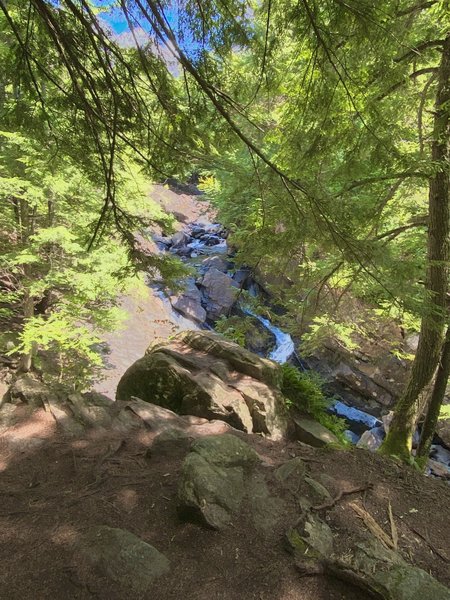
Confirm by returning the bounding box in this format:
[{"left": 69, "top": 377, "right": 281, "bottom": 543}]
[{"left": 280, "top": 363, "right": 348, "bottom": 444}]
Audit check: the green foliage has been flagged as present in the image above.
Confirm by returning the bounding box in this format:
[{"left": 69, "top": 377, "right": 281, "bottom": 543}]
[
  {"left": 215, "top": 315, "right": 248, "bottom": 347},
  {"left": 439, "top": 405, "right": 450, "bottom": 420},
  {"left": 0, "top": 124, "right": 180, "bottom": 389},
  {"left": 301, "top": 316, "right": 359, "bottom": 356},
  {"left": 280, "top": 364, "right": 348, "bottom": 444}
]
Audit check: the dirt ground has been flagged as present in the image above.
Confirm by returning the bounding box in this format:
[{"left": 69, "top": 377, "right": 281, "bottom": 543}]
[{"left": 0, "top": 406, "right": 449, "bottom": 600}]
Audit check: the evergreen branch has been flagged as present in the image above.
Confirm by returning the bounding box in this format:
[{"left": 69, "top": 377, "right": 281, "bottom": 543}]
[
  {"left": 337, "top": 172, "right": 427, "bottom": 194},
  {"left": 394, "top": 39, "right": 444, "bottom": 63},
  {"left": 396, "top": 1, "right": 437, "bottom": 17},
  {"left": 377, "top": 67, "right": 438, "bottom": 100},
  {"left": 376, "top": 217, "right": 428, "bottom": 242}
]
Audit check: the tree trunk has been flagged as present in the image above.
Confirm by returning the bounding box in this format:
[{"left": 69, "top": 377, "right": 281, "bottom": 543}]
[
  {"left": 381, "top": 34, "right": 450, "bottom": 460},
  {"left": 416, "top": 324, "right": 450, "bottom": 465},
  {"left": 18, "top": 290, "right": 35, "bottom": 373}
]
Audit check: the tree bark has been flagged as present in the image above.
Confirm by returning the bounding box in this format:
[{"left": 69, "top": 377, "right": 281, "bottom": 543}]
[
  {"left": 416, "top": 324, "right": 450, "bottom": 464},
  {"left": 381, "top": 34, "right": 450, "bottom": 460}
]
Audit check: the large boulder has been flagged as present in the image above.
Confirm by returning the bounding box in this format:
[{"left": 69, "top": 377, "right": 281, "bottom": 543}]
[
  {"left": 199, "top": 268, "right": 239, "bottom": 320},
  {"left": 177, "top": 434, "right": 260, "bottom": 529},
  {"left": 169, "top": 278, "right": 206, "bottom": 323},
  {"left": 116, "top": 331, "right": 288, "bottom": 440}
]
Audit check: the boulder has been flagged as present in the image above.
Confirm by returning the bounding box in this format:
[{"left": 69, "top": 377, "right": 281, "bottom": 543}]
[
  {"left": 74, "top": 526, "right": 170, "bottom": 594},
  {"left": 289, "top": 517, "right": 450, "bottom": 600},
  {"left": 67, "top": 393, "right": 113, "bottom": 429},
  {"left": 171, "top": 230, "right": 190, "bottom": 248},
  {"left": 350, "top": 539, "right": 450, "bottom": 600},
  {"left": 191, "top": 225, "right": 206, "bottom": 237},
  {"left": 292, "top": 416, "right": 339, "bottom": 448},
  {"left": 177, "top": 434, "right": 259, "bottom": 529},
  {"left": 199, "top": 268, "right": 239, "bottom": 320},
  {"left": 116, "top": 331, "right": 288, "bottom": 439},
  {"left": 169, "top": 278, "right": 206, "bottom": 323},
  {"left": 436, "top": 417, "right": 450, "bottom": 450},
  {"left": 200, "top": 255, "right": 229, "bottom": 273},
  {"left": 356, "top": 426, "right": 384, "bottom": 451},
  {"left": 191, "top": 433, "right": 260, "bottom": 467},
  {"left": 332, "top": 362, "right": 393, "bottom": 406},
  {"left": 8, "top": 374, "right": 54, "bottom": 407},
  {"left": 0, "top": 403, "right": 21, "bottom": 433}
]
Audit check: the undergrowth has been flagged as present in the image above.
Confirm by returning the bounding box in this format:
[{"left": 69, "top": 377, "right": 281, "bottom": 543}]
[{"left": 280, "top": 363, "right": 348, "bottom": 445}]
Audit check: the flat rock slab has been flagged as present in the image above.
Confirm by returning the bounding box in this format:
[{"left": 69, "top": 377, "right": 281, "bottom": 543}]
[
  {"left": 293, "top": 416, "right": 339, "bottom": 448},
  {"left": 74, "top": 526, "right": 170, "bottom": 594}
]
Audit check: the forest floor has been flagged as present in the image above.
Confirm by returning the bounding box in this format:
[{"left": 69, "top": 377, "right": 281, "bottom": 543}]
[{"left": 0, "top": 405, "right": 450, "bottom": 600}]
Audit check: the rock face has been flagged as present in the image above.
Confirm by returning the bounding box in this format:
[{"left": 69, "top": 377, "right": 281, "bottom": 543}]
[
  {"left": 199, "top": 268, "right": 239, "bottom": 320},
  {"left": 177, "top": 434, "right": 260, "bottom": 529},
  {"left": 74, "top": 526, "right": 170, "bottom": 594},
  {"left": 116, "top": 330, "right": 289, "bottom": 440}
]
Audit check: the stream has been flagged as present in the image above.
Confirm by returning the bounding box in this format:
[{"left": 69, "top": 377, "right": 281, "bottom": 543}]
[{"left": 155, "top": 219, "right": 450, "bottom": 479}]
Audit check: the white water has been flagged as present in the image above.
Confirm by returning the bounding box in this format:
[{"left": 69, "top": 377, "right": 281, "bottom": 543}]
[
  {"left": 244, "top": 310, "right": 295, "bottom": 364},
  {"left": 331, "top": 400, "right": 381, "bottom": 429}
]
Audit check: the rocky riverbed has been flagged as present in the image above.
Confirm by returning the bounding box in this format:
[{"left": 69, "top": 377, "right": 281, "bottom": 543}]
[{"left": 142, "top": 186, "right": 450, "bottom": 479}]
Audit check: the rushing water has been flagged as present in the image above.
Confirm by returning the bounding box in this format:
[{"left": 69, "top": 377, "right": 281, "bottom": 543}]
[{"left": 243, "top": 310, "right": 295, "bottom": 364}]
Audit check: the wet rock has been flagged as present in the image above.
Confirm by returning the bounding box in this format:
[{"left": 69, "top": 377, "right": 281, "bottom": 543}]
[
  {"left": 333, "top": 362, "right": 393, "bottom": 406},
  {"left": 171, "top": 230, "right": 191, "bottom": 248},
  {"left": 191, "top": 225, "right": 206, "bottom": 237},
  {"left": 356, "top": 426, "right": 385, "bottom": 451},
  {"left": 200, "top": 268, "right": 239, "bottom": 320},
  {"left": 169, "top": 278, "right": 206, "bottom": 323},
  {"left": 292, "top": 416, "right": 339, "bottom": 448},
  {"left": 74, "top": 526, "right": 170, "bottom": 594},
  {"left": 178, "top": 434, "right": 259, "bottom": 529},
  {"left": 153, "top": 234, "right": 172, "bottom": 248},
  {"left": 428, "top": 458, "right": 450, "bottom": 479}
]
